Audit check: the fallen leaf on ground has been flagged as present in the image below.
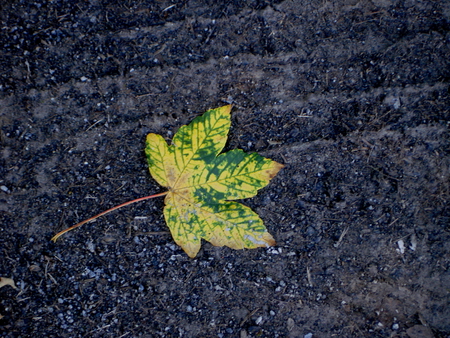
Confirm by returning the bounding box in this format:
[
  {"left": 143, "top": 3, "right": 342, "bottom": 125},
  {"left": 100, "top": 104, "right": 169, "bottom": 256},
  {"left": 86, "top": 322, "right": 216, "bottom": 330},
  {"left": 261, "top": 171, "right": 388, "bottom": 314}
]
[
  {"left": 0, "top": 277, "right": 17, "bottom": 290},
  {"left": 52, "top": 105, "right": 283, "bottom": 258},
  {"left": 145, "top": 105, "right": 284, "bottom": 257}
]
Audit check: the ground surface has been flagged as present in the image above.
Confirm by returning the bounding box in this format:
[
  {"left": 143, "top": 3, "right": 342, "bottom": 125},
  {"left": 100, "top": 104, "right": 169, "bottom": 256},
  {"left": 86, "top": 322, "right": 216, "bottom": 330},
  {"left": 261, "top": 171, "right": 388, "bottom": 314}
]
[{"left": 0, "top": 0, "right": 449, "bottom": 337}]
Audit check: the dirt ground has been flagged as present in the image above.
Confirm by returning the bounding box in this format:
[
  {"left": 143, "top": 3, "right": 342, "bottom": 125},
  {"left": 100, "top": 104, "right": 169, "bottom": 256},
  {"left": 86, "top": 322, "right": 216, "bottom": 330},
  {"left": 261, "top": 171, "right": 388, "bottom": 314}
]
[{"left": 1, "top": 0, "right": 449, "bottom": 337}]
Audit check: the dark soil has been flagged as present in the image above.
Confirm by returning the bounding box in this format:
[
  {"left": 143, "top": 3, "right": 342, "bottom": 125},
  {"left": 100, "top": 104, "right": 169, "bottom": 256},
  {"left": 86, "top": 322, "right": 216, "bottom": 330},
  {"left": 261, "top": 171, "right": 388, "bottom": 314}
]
[{"left": 1, "top": 0, "right": 449, "bottom": 337}]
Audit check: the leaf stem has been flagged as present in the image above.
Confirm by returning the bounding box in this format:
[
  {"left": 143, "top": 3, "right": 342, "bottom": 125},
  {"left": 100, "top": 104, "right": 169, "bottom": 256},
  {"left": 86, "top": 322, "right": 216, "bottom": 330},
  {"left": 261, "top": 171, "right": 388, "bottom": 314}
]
[{"left": 51, "top": 191, "right": 169, "bottom": 242}]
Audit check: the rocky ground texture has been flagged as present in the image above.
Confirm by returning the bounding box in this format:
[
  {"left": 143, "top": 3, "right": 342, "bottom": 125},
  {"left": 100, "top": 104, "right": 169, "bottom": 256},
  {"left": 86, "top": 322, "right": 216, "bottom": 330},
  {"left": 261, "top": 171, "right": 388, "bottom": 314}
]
[{"left": 1, "top": 0, "right": 449, "bottom": 337}]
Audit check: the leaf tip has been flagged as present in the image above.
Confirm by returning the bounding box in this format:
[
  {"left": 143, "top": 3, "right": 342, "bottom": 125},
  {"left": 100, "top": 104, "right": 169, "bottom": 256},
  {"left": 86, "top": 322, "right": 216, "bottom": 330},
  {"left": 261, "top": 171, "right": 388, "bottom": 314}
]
[
  {"left": 219, "top": 104, "right": 232, "bottom": 113},
  {"left": 183, "top": 243, "right": 202, "bottom": 259},
  {"left": 273, "top": 160, "right": 285, "bottom": 173},
  {"left": 264, "top": 160, "right": 285, "bottom": 180},
  {"left": 263, "top": 232, "right": 276, "bottom": 247}
]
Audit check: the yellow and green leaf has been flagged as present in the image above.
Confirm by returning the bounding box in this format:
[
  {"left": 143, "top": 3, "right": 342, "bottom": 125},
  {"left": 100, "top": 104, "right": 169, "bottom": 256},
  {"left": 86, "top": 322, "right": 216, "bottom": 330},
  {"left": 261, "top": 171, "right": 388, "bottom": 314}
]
[{"left": 145, "top": 105, "right": 284, "bottom": 258}]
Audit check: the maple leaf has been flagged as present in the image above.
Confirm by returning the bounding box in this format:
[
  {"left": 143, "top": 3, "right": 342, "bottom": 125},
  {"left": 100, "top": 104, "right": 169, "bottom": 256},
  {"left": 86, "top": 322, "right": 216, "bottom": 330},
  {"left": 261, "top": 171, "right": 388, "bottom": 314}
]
[
  {"left": 145, "top": 105, "right": 284, "bottom": 257},
  {"left": 52, "top": 105, "right": 283, "bottom": 258}
]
